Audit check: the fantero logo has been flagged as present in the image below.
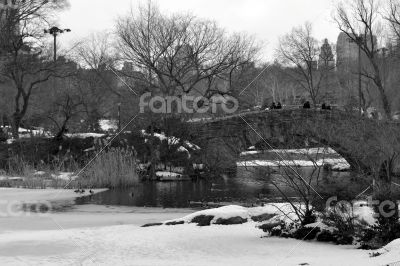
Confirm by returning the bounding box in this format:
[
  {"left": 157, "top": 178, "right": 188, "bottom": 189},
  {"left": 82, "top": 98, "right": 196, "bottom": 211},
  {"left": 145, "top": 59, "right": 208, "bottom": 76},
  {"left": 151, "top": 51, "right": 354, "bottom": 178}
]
[{"left": 139, "top": 92, "right": 239, "bottom": 114}]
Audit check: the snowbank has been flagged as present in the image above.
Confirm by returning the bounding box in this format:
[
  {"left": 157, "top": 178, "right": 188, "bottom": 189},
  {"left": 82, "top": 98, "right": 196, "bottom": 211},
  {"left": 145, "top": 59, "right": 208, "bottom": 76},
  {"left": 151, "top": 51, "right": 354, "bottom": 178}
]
[
  {"left": 174, "top": 205, "right": 249, "bottom": 223},
  {"left": 164, "top": 204, "right": 297, "bottom": 225},
  {"left": 0, "top": 220, "right": 386, "bottom": 265},
  {"left": 0, "top": 198, "right": 396, "bottom": 265},
  {"left": 237, "top": 158, "right": 350, "bottom": 170},
  {"left": 375, "top": 239, "right": 400, "bottom": 263},
  {"left": 51, "top": 172, "right": 78, "bottom": 181},
  {"left": 141, "top": 130, "right": 200, "bottom": 150},
  {"left": 240, "top": 147, "right": 338, "bottom": 157},
  {"left": 65, "top": 133, "right": 105, "bottom": 139},
  {"left": 99, "top": 119, "right": 118, "bottom": 132},
  {"left": 156, "top": 171, "right": 190, "bottom": 181}
]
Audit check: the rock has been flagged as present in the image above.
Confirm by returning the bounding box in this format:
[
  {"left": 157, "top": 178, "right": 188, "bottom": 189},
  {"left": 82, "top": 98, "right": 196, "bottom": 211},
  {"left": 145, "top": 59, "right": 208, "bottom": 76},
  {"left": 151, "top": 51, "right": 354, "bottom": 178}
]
[
  {"left": 215, "top": 216, "right": 247, "bottom": 225},
  {"left": 191, "top": 215, "right": 214, "bottom": 226},
  {"left": 316, "top": 230, "right": 337, "bottom": 243},
  {"left": 251, "top": 213, "right": 276, "bottom": 222},
  {"left": 258, "top": 222, "right": 282, "bottom": 233},
  {"left": 141, "top": 223, "right": 163, "bottom": 228},
  {"left": 165, "top": 220, "right": 185, "bottom": 226},
  {"left": 293, "top": 227, "right": 320, "bottom": 240},
  {"left": 336, "top": 235, "right": 353, "bottom": 245},
  {"left": 270, "top": 226, "right": 282, "bottom": 236},
  {"left": 280, "top": 231, "right": 291, "bottom": 238}
]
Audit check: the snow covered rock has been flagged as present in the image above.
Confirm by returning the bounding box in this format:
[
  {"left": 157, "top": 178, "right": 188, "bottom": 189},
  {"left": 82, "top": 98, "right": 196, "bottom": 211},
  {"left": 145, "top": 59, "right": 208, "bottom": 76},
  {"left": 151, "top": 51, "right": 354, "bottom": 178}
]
[
  {"left": 141, "top": 223, "right": 163, "bottom": 228},
  {"left": 163, "top": 205, "right": 275, "bottom": 226},
  {"left": 214, "top": 216, "right": 247, "bottom": 225},
  {"left": 191, "top": 215, "right": 215, "bottom": 226}
]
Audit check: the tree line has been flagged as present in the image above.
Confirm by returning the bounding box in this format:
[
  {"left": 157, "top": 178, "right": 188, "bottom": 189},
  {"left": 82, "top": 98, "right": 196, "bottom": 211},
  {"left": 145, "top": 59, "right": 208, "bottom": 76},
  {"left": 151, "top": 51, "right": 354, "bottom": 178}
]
[{"left": 1, "top": 0, "right": 400, "bottom": 140}]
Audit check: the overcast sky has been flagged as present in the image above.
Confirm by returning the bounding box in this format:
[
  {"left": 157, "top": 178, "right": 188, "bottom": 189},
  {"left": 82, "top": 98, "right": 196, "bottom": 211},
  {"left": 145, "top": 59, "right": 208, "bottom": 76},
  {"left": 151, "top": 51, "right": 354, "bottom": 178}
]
[{"left": 58, "top": 0, "right": 341, "bottom": 61}]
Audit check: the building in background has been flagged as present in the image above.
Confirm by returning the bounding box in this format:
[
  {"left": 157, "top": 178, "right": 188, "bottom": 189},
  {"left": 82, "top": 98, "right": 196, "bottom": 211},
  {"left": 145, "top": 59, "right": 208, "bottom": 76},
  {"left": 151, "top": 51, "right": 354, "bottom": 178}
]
[
  {"left": 336, "top": 32, "right": 377, "bottom": 70},
  {"left": 318, "top": 39, "right": 335, "bottom": 69},
  {"left": 336, "top": 32, "right": 359, "bottom": 69}
]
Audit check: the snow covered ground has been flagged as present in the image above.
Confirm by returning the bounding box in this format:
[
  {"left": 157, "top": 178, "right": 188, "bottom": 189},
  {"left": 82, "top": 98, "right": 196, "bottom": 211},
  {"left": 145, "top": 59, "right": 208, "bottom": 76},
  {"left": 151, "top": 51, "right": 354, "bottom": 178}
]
[
  {"left": 0, "top": 222, "right": 386, "bottom": 266},
  {"left": 0, "top": 189, "right": 399, "bottom": 266},
  {"left": 240, "top": 147, "right": 339, "bottom": 157},
  {"left": 65, "top": 133, "right": 105, "bottom": 139},
  {"left": 238, "top": 147, "right": 351, "bottom": 171},
  {"left": 237, "top": 158, "right": 350, "bottom": 171}
]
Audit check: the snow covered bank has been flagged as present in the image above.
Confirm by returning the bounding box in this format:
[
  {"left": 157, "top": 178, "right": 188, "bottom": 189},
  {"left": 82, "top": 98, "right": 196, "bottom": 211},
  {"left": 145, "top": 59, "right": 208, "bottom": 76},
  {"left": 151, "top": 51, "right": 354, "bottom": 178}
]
[
  {"left": 156, "top": 171, "right": 191, "bottom": 181},
  {"left": 163, "top": 204, "right": 299, "bottom": 226},
  {"left": 0, "top": 188, "right": 107, "bottom": 203},
  {"left": 376, "top": 239, "right": 400, "bottom": 263},
  {"left": 240, "top": 147, "right": 339, "bottom": 157},
  {"left": 0, "top": 197, "right": 397, "bottom": 265},
  {"left": 65, "top": 133, "right": 105, "bottom": 139},
  {"left": 0, "top": 221, "right": 393, "bottom": 265},
  {"left": 141, "top": 130, "right": 201, "bottom": 150},
  {"left": 237, "top": 158, "right": 351, "bottom": 171}
]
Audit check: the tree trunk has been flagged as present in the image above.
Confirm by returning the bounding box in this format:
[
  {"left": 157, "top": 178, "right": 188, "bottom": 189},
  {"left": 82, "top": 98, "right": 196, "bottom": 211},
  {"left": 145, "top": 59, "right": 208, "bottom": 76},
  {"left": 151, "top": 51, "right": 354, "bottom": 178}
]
[
  {"left": 148, "top": 123, "right": 157, "bottom": 180},
  {"left": 55, "top": 117, "right": 70, "bottom": 141},
  {"left": 372, "top": 62, "right": 392, "bottom": 119},
  {"left": 11, "top": 113, "right": 21, "bottom": 139}
]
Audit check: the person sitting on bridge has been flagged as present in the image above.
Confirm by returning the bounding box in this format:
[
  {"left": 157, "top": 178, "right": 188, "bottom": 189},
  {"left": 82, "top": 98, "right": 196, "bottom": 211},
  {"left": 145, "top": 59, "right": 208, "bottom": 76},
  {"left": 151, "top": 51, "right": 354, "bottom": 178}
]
[
  {"left": 303, "top": 101, "right": 311, "bottom": 109},
  {"left": 276, "top": 102, "right": 282, "bottom": 109}
]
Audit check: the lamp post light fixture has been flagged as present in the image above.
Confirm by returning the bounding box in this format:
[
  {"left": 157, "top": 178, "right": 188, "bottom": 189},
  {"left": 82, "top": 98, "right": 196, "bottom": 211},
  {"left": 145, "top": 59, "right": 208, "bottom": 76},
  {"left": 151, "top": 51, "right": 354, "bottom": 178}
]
[{"left": 44, "top": 27, "right": 71, "bottom": 62}]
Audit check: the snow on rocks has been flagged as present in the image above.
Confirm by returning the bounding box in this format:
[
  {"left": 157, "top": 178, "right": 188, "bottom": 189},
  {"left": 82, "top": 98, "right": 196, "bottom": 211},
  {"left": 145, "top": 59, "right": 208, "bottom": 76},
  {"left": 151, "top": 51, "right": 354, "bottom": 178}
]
[
  {"left": 240, "top": 147, "right": 339, "bottom": 157},
  {"left": 65, "top": 133, "right": 105, "bottom": 139},
  {"left": 51, "top": 172, "right": 78, "bottom": 181},
  {"left": 141, "top": 130, "right": 201, "bottom": 151},
  {"left": 156, "top": 171, "right": 190, "bottom": 181},
  {"left": 304, "top": 222, "right": 336, "bottom": 233},
  {"left": 237, "top": 158, "right": 350, "bottom": 171},
  {"left": 159, "top": 204, "right": 296, "bottom": 227},
  {"left": 375, "top": 239, "right": 400, "bottom": 261},
  {"left": 99, "top": 119, "right": 118, "bottom": 132}
]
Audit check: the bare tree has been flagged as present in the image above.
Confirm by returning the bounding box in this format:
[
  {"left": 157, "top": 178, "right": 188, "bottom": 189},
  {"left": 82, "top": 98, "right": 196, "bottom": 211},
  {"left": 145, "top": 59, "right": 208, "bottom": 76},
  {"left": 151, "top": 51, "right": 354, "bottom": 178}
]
[
  {"left": 115, "top": 2, "right": 259, "bottom": 101},
  {"left": 277, "top": 23, "right": 334, "bottom": 107},
  {"left": 0, "top": 0, "right": 70, "bottom": 138},
  {"left": 48, "top": 92, "right": 84, "bottom": 140},
  {"left": 71, "top": 32, "right": 128, "bottom": 131},
  {"left": 115, "top": 2, "right": 259, "bottom": 178},
  {"left": 386, "top": 0, "right": 400, "bottom": 43},
  {"left": 334, "top": 0, "right": 392, "bottom": 118}
]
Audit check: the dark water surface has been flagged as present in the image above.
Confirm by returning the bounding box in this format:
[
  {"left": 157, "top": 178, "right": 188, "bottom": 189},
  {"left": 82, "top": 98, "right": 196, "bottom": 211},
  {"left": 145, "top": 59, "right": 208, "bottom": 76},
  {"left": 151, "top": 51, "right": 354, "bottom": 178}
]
[{"left": 75, "top": 167, "right": 354, "bottom": 208}]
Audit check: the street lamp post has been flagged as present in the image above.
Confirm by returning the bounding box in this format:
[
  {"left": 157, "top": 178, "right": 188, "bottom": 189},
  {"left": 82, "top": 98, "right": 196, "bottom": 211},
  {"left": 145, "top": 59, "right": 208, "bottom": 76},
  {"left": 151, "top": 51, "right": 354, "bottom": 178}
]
[{"left": 44, "top": 27, "right": 71, "bottom": 62}]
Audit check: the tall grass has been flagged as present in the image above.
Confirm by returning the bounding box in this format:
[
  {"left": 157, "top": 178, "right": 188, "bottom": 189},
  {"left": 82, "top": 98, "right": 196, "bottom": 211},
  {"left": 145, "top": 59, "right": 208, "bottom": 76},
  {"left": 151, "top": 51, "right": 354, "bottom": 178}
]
[
  {"left": 1, "top": 148, "right": 138, "bottom": 189},
  {"left": 77, "top": 148, "right": 138, "bottom": 188},
  {"left": 3, "top": 154, "right": 80, "bottom": 189},
  {"left": 6, "top": 155, "right": 36, "bottom": 177}
]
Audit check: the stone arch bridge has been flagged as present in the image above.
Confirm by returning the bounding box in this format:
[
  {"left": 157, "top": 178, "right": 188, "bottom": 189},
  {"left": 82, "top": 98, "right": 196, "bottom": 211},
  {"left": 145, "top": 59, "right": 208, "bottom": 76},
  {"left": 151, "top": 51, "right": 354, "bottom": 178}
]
[{"left": 189, "top": 109, "right": 400, "bottom": 176}]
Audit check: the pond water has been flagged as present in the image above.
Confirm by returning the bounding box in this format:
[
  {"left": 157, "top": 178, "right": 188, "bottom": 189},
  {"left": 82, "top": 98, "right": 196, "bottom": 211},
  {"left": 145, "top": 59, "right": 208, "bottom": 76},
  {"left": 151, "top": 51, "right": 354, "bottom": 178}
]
[{"left": 75, "top": 166, "right": 354, "bottom": 208}]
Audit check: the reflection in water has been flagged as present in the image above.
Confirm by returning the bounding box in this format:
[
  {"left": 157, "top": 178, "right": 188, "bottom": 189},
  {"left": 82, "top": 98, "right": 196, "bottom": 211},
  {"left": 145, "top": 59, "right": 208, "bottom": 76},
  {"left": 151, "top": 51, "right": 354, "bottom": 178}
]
[
  {"left": 76, "top": 178, "right": 270, "bottom": 208},
  {"left": 76, "top": 166, "right": 354, "bottom": 208}
]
